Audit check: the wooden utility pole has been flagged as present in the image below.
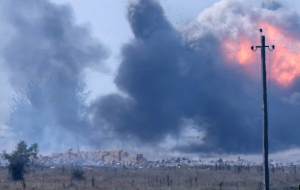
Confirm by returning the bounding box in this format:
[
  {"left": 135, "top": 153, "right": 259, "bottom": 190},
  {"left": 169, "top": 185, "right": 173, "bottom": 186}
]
[{"left": 251, "top": 29, "right": 274, "bottom": 190}]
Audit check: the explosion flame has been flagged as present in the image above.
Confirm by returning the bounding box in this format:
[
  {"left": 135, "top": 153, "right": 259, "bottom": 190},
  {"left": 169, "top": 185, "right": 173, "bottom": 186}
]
[{"left": 222, "top": 23, "right": 300, "bottom": 87}]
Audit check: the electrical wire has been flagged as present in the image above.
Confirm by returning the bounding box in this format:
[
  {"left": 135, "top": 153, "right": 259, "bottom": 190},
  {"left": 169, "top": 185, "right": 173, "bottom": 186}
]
[
  {"left": 0, "top": 44, "right": 256, "bottom": 74},
  {"left": 0, "top": 45, "right": 251, "bottom": 85},
  {"left": 86, "top": 62, "right": 181, "bottom": 78},
  {"left": 268, "top": 50, "right": 271, "bottom": 112},
  {"left": 0, "top": 41, "right": 286, "bottom": 86}
]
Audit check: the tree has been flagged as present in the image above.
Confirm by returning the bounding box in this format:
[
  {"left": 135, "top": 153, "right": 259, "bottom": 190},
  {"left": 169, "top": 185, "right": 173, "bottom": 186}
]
[
  {"left": 2, "top": 140, "right": 39, "bottom": 180},
  {"left": 71, "top": 166, "right": 85, "bottom": 180}
]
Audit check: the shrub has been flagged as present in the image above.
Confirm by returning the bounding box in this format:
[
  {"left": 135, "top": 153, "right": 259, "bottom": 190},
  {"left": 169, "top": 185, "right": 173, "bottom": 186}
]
[
  {"left": 71, "top": 167, "right": 85, "bottom": 180},
  {"left": 2, "top": 141, "right": 38, "bottom": 180}
]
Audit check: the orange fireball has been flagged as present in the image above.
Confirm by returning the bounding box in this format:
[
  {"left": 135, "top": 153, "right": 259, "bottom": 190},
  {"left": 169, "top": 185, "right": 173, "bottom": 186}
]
[{"left": 221, "top": 22, "right": 300, "bottom": 87}]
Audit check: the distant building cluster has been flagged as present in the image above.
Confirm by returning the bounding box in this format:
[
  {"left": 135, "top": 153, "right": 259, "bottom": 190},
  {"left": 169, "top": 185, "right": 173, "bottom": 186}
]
[
  {"left": 35, "top": 149, "right": 146, "bottom": 167},
  {"left": 0, "top": 149, "right": 146, "bottom": 167},
  {"left": 1, "top": 150, "right": 299, "bottom": 168}
]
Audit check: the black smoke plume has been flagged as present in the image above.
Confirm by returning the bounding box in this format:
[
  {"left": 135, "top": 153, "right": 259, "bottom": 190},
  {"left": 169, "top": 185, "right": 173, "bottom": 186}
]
[{"left": 91, "top": 0, "right": 300, "bottom": 154}]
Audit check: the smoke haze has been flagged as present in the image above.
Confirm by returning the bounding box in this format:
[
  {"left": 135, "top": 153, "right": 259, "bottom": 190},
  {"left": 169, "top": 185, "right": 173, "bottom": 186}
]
[
  {"left": 0, "top": 0, "right": 109, "bottom": 151},
  {"left": 91, "top": 0, "right": 300, "bottom": 154},
  {"left": 1, "top": 0, "right": 300, "bottom": 156}
]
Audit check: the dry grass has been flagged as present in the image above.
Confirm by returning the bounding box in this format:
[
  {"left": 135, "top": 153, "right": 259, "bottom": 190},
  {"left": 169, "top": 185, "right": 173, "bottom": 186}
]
[{"left": 0, "top": 165, "right": 299, "bottom": 190}]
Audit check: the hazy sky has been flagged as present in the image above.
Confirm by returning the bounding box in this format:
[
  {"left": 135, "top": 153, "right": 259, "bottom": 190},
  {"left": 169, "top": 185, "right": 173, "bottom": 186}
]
[
  {"left": 46, "top": 0, "right": 300, "bottom": 98},
  {"left": 1, "top": 0, "right": 300, "bottom": 160},
  {"left": 47, "top": 0, "right": 222, "bottom": 98},
  {"left": 0, "top": 0, "right": 221, "bottom": 153}
]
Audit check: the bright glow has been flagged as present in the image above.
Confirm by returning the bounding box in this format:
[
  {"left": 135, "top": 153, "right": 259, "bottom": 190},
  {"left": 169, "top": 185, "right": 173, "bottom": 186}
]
[{"left": 221, "top": 23, "right": 300, "bottom": 87}]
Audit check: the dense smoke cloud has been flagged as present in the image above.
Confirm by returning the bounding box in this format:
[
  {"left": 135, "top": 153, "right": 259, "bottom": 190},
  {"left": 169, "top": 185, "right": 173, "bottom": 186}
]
[
  {"left": 1, "top": 0, "right": 108, "bottom": 86},
  {"left": 91, "top": 0, "right": 300, "bottom": 154},
  {"left": 2, "top": 0, "right": 300, "bottom": 155},
  {"left": 0, "top": 0, "right": 109, "bottom": 150}
]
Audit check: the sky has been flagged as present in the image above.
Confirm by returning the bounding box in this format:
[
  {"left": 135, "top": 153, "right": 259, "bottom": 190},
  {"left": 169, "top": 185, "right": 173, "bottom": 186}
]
[
  {"left": 47, "top": 0, "right": 222, "bottom": 98},
  {"left": 1, "top": 0, "right": 300, "bottom": 161},
  {"left": 45, "top": 0, "right": 300, "bottom": 98},
  {"left": 0, "top": 0, "right": 222, "bottom": 151}
]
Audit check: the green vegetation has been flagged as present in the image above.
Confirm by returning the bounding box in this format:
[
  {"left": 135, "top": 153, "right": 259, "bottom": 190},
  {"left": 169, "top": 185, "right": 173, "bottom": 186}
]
[
  {"left": 2, "top": 140, "right": 38, "bottom": 180},
  {"left": 71, "top": 166, "right": 85, "bottom": 180}
]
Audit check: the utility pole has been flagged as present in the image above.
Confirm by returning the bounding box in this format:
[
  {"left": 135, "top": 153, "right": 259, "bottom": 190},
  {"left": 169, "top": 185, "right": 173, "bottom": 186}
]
[
  {"left": 251, "top": 29, "right": 275, "bottom": 190},
  {"left": 76, "top": 136, "right": 84, "bottom": 162}
]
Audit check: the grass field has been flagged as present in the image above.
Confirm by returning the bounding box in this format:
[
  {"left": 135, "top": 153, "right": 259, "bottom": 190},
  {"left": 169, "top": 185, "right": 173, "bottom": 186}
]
[{"left": 0, "top": 165, "right": 299, "bottom": 190}]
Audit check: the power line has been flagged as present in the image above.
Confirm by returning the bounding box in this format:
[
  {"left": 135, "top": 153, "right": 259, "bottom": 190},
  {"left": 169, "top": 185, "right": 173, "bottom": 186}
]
[
  {"left": 85, "top": 63, "right": 179, "bottom": 78},
  {"left": 268, "top": 50, "right": 272, "bottom": 114},
  {"left": 0, "top": 60, "right": 199, "bottom": 85},
  {"left": 0, "top": 40, "right": 292, "bottom": 86},
  {"left": 0, "top": 71, "right": 23, "bottom": 73},
  {"left": 0, "top": 48, "right": 188, "bottom": 73},
  {"left": 0, "top": 45, "right": 260, "bottom": 74},
  {"left": 0, "top": 45, "right": 248, "bottom": 86},
  {"left": 0, "top": 48, "right": 277, "bottom": 86}
]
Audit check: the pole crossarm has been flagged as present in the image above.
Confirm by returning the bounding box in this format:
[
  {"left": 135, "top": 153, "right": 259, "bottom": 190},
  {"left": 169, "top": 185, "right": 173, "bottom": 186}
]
[{"left": 251, "top": 45, "right": 275, "bottom": 52}]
